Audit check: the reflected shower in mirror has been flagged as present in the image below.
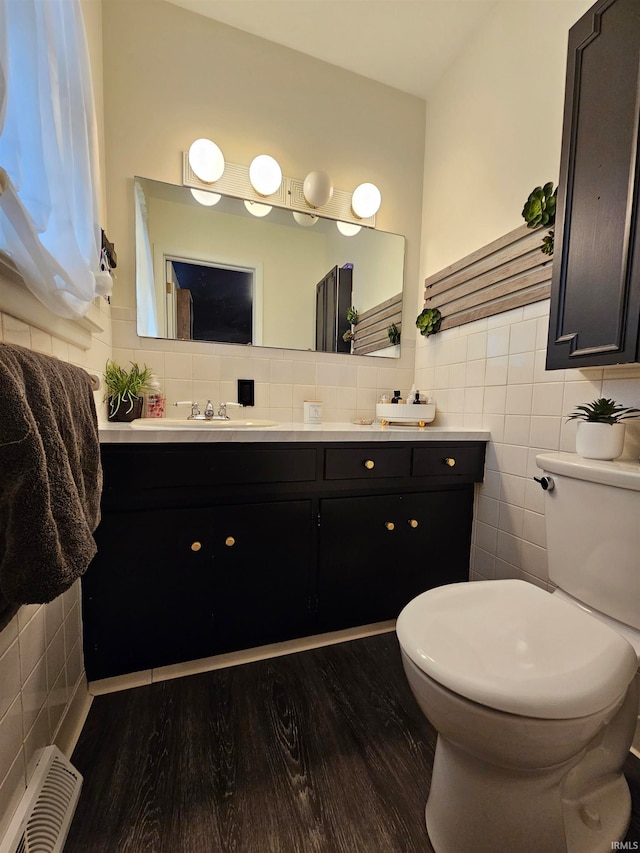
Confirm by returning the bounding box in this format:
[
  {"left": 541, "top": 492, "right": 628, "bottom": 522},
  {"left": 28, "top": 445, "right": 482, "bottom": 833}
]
[{"left": 135, "top": 177, "right": 405, "bottom": 357}]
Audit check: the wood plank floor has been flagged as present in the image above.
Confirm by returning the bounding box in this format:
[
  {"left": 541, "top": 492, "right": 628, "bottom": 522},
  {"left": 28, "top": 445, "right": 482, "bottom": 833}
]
[{"left": 66, "top": 632, "right": 640, "bottom": 853}]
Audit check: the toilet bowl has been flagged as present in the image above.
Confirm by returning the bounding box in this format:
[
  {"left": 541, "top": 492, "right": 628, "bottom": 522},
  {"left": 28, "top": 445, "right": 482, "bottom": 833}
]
[{"left": 396, "top": 579, "right": 638, "bottom": 853}]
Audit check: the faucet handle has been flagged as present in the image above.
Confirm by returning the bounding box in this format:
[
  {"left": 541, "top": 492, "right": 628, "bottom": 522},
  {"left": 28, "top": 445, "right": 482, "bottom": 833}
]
[{"left": 174, "top": 401, "right": 201, "bottom": 419}]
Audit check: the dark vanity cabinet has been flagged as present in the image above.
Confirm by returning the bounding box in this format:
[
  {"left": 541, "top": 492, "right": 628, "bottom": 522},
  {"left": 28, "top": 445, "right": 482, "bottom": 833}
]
[
  {"left": 547, "top": 0, "right": 640, "bottom": 369},
  {"left": 82, "top": 440, "right": 485, "bottom": 681}
]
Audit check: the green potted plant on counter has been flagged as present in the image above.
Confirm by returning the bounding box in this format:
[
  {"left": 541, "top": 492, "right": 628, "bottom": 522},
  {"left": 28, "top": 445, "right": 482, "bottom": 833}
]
[
  {"left": 104, "top": 360, "right": 153, "bottom": 422},
  {"left": 567, "top": 397, "right": 640, "bottom": 460}
]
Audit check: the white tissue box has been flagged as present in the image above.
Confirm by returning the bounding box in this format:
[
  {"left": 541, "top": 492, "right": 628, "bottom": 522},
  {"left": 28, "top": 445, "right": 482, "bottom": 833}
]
[{"left": 376, "top": 402, "right": 436, "bottom": 425}]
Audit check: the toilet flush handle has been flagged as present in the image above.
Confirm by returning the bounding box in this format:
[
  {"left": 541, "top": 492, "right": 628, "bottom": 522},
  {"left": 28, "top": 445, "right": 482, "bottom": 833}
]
[{"left": 534, "top": 475, "right": 555, "bottom": 491}]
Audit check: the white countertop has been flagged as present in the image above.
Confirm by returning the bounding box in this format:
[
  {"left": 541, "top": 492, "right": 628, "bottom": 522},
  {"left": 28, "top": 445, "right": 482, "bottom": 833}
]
[{"left": 99, "top": 421, "right": 490, "bottom": 444}]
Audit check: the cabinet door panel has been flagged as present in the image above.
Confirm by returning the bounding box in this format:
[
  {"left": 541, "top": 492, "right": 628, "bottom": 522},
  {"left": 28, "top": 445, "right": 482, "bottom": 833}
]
[
  {"left": 317, "top": 489, "right": 473, "bottom": 631},
  {"left": 548, "top": 0, "right": 640, "bottom": 368},
  {"left": 210, "top": 500, "right": 314, "bottom": 652},
  {"left": 83, "top": 500, "right": 314, "bottom": 679},
  {"left": 83, "top": 508, "right": 218, "bottom": 679}
]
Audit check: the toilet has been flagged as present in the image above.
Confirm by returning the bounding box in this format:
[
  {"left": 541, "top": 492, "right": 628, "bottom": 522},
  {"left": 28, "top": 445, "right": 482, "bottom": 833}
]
[{"left": 396, "top": 452, "right": 640, "bottom": 853}]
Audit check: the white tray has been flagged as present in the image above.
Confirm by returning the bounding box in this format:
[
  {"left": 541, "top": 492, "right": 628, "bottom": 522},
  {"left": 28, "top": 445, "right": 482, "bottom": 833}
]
[{"left": 376, "top": 402, "right": 436, "bottom": 425}]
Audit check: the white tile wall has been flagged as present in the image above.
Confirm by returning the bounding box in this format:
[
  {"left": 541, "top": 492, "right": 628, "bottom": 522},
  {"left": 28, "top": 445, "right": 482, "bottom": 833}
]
[
  {"left": 0, "top": 299, "right": 110, "bottom": 839},
  {"left": 109, "top": 306, "right": 417, "bottom": 425},
  {"left": 415, "top": 300, "right": 640, "bottom": 589}
]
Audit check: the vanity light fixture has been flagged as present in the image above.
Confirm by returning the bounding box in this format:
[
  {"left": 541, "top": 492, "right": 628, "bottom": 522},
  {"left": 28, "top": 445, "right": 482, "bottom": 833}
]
[
  {"left": 190, "top": 188, "right": 221, "bottom": 206},
  {"left": 244, "top": 200, "right": 272, "bottom": 217},
  {"left": 188, "top": 138, "right": 225, "bottom": 184},
  {"left": 337, "top": 221, "right": 362, "bottom": 236},
  {"left": 351, "top": 182, "right": 382, "bottom": 218},
  {"left": 303, "top": 170, "right": 334, "bottom": 208},
  {"left": 292, "top": 211, "right": 318, "bottom": 227},
  {"left": 249, "top": 154, "right": 283, "bottom": 196}
]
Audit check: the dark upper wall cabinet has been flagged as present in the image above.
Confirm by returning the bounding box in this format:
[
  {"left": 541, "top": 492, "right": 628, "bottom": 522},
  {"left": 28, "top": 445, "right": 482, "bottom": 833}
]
[{"left": 547, "top": 0, "right": 640, "bottom": 369}]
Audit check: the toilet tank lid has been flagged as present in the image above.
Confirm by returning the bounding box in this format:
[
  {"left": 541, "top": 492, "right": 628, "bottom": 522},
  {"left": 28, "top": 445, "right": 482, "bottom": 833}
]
[
  {"left": 536, "top": 452, "right": 640, "bottom": 492},
  {"left": 396, "top": 580, "right": 638, "bottom": 720}
]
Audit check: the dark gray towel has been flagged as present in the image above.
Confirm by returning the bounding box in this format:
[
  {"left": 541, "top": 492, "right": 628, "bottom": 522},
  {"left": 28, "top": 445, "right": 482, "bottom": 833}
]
[{"left": 0, "top": 342, "right": 102, "bottom": 624}]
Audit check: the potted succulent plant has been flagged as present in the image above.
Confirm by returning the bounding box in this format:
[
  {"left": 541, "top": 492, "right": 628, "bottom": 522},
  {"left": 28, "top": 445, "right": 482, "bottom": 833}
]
[
  {"left": 567, "top": 397, "right": 640, "bottom": 460},
  {"left": 103, "top": 360, "right": 153, "bottom": 422}
]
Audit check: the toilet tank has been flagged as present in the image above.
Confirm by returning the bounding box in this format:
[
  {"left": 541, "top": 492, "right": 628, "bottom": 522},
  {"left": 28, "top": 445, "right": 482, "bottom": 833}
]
[{"left": 536, "top": 453, "right": 640, "bottom": 632}]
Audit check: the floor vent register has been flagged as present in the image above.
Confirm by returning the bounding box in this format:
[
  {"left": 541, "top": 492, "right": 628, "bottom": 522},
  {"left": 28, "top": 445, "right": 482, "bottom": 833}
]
[{"left": 0, "top": 746, "right": 83, "bottom": 853}]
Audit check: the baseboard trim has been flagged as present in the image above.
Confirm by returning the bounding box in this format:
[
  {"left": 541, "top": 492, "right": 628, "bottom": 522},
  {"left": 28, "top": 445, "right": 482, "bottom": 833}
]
[
  {"left": 53, "top": 676, "right": 93, "bottom": 759},
  {"left": 89, "top": 621, "right": 396, "bottom": 695}
]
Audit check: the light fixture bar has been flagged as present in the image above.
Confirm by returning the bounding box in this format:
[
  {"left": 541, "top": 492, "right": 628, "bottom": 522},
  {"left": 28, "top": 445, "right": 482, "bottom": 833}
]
[{"left": 182, "top": 153, "right": 376, "bottom": 227}]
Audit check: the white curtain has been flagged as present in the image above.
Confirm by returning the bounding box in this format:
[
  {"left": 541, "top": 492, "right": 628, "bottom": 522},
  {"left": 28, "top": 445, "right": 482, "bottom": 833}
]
[
  {"left": 0, "top": 0, "right": 112, "bottom": 319},
  {"left": 134, "top": 181, "right": 159, "bottom": 337}
]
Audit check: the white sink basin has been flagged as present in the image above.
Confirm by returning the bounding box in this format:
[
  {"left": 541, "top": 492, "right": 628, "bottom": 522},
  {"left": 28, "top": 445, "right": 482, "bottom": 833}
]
[{"left": 131, "top": 417, "right": 279, "bottom": 429}]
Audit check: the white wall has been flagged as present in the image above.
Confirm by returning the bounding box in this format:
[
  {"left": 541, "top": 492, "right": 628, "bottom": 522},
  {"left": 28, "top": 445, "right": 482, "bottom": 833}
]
[{"left": 416, "top": 0, "right": 640, "bottom": 588}]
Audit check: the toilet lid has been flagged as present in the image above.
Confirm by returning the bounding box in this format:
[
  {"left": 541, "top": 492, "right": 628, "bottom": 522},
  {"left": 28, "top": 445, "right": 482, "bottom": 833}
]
[{"left": 396, "top": 580, "right": 638, "bottom": 719}]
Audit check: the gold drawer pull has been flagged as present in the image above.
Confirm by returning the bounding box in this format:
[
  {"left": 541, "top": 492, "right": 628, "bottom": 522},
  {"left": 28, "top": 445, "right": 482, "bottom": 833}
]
[
  {"left": 385, "top": 521, "right": 395, "bottom": 531},
  {"left": 191, "top": 541, "right": 202, "bottom": 552},
  {"left": 225, "top": 536, "right": 235, "bottom": 547},
  {"left": 444, "top": 457, "right": 456, "bottom": 467},
  {"left": 408, "top": 519, "right": 419, "bottom": 528},
  {"left": 364, "top": 459, "right": 375, "bottom": 470}
]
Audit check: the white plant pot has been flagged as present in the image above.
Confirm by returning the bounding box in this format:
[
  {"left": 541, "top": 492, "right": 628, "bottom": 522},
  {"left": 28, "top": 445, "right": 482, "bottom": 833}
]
[{"left": 575, "top": 421, "right": 626, "bottom": 460}]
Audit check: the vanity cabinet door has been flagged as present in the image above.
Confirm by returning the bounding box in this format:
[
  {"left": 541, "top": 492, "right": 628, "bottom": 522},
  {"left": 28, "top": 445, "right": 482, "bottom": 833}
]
[
  {"left": 316, "top": 488, "right": 473, "bottom": 632},
  {"left": 82, "top": 507, "right": 218, "bottom": 680},
  {"left": 207, "top": 499, "right": 314, "bottom": 654},
  {"left": 82, "top": 499, "right": 314, "bottom": 680},
  {"left": 547, "top": 0, "right": 640, "bottom": 368}
]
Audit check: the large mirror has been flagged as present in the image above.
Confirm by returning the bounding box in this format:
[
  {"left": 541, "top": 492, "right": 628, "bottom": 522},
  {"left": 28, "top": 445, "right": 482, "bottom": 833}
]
[{"left": 135, "top": 177, "right": 406, "bottom": 357}]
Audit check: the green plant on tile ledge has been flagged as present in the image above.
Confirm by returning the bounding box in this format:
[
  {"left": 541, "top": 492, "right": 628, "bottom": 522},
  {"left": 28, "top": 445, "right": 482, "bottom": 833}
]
[{"left": 103, "top": 360, "right": 152, "bottom": 422}]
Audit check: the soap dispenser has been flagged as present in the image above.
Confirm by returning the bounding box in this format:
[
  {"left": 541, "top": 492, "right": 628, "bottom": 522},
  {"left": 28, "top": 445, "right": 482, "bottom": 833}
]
[{"left": 391, "top": 390, "right": 401, "bottom": 404}]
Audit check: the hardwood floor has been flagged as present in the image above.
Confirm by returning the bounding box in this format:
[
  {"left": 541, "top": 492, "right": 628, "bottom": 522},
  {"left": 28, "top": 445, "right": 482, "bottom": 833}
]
[{"left": 66, "top": 632, "right": 640, "bottom": 853}]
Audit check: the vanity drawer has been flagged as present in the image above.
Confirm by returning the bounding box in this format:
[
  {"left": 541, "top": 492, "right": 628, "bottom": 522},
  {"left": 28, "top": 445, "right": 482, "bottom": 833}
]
[
  {"left": 324, "top": 446, "right": 411, "bottom": 480},
  {"left": 101, "top": 445, "right": 318, "bottom": 493},
  {"left": 412, "top": 444, "right": 485, "bottom": 481}
]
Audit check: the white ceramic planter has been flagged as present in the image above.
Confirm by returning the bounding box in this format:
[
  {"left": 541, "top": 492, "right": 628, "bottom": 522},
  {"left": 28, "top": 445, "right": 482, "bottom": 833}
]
[{"left": 575, "top": 421, "right": 626, "bottom": 460}]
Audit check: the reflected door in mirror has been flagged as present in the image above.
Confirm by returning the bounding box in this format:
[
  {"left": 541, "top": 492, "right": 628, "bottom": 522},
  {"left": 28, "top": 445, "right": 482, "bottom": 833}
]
[{"left": 315, "top": 266, "right": 352, "bottom": 353}]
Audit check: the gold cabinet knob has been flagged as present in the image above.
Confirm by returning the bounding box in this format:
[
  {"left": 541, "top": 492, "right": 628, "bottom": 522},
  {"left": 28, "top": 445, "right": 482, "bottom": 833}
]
[
  {"left": 364, "top": 459, "right": 375, "bottom": 470},
  {"left": 225, "top": 536, "right": 235, "bottom": 547},
  {"left": 408, "top": 519, "right": 419, "bottom": 528},
  {"left": 190, "top": 541, "right": 202, "bottom": 552},
  {"left": 385, "top": 521, "right": 395, "bottom": 531},
  {"left": 444, "top": 457, "right": 456, "bottom": 467}
]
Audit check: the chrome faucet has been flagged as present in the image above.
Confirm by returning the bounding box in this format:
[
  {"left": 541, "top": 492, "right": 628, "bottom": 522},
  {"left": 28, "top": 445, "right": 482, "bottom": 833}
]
[
  {"left": 173, "top": 401, "right": 204, "bottom": 419},
  {"left": 174, "top": 400, "right": 244, "bottom": 420}
]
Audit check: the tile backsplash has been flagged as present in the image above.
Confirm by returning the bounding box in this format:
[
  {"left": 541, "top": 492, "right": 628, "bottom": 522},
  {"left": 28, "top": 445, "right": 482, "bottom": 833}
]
[
  {"left": 415, "top": 299, "right": 640, "bottom": 589},
  {"left": 110, "top": 306, "right": 417, "bottom": 425}
]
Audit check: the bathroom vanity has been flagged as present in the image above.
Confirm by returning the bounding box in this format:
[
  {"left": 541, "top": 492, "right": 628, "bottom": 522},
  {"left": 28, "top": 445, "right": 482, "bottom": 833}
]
[{"left": 83, "top": 424, "right": 487, "bottom": 680}]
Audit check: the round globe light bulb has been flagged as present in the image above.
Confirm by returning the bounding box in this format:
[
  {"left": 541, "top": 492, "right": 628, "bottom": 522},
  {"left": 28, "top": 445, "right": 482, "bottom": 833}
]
[
  {"left": 249, "top": 154, "right": 282, "bottom": 196},
  {"left": 337, "top": 221, "right": 362, "bottom": 237},
  {"left": 190, "top": 188, "right": 221, "bottom": 206},
  {"left": 303, "top": 170, "right": 334, "bottom": 208},
  {"left": 188, "top": 138, "right": 225, "bottom": 184},
  {"left": 351, "top": 182, "right": 381, "bottom": 218},
  {"left": 244, "top": 200, "right": 272, "bottom": 218},
  {"left": 292, "top": 211, "right": 318, "bottom": 227}
]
